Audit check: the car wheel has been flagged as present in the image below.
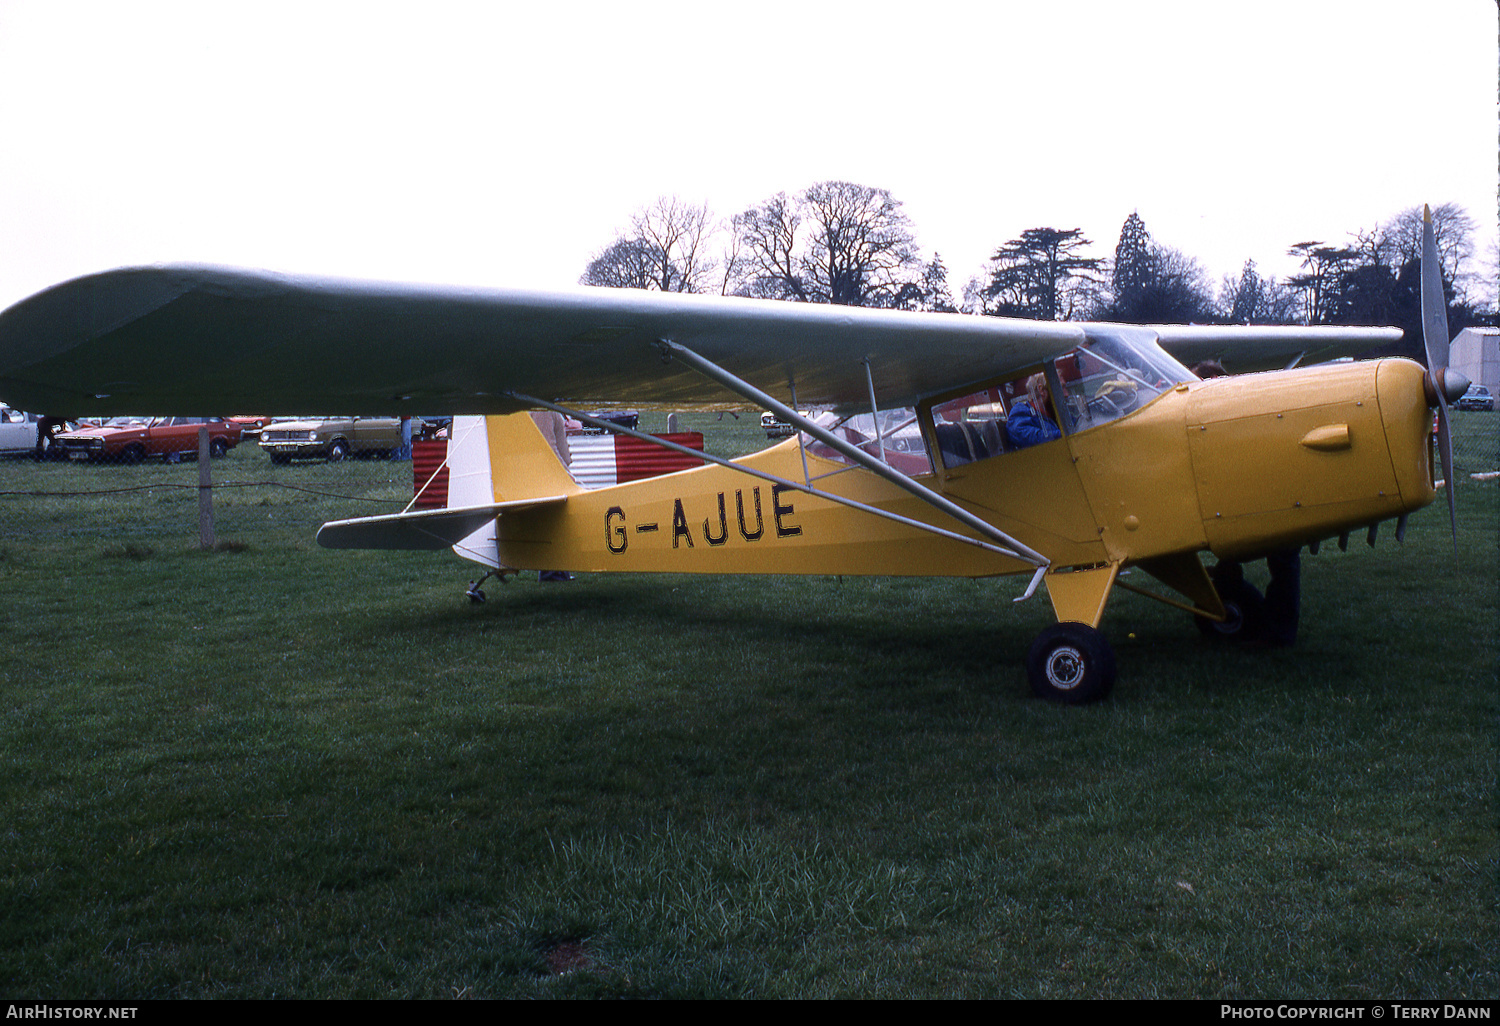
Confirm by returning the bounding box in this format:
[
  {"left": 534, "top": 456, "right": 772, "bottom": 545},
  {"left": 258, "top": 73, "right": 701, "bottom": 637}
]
[
  {"left": 121, "top": 444, "right": 146, "bottom": 464},
  {"left": 210, "top": 438, "right": 228, "bottom": 458},
  {"left": 1026, "top": 622, "right": 1116, "bottom": 704},
  {"left": 328, "top": 440, "right": 350, "bottom": 462}
]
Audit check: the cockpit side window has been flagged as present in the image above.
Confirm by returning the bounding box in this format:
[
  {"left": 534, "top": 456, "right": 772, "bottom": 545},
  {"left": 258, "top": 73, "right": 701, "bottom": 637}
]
[
  {"left": 930, "top": 387, "right": 1012, "bottom": 467},
  {"left": 802, "top": 407, "right": 931, "bottom": 475}
]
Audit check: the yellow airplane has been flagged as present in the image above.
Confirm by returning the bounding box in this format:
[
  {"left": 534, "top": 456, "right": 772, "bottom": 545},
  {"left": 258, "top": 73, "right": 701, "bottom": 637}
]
[{"left": 0, "top": 214, "right": 1466, "bottom": 703}]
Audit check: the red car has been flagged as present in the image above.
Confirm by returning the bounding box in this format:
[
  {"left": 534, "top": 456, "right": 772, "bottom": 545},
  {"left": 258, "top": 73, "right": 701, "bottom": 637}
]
[{"left": 55, "top": 416, "right": 243, "bottom": 463}]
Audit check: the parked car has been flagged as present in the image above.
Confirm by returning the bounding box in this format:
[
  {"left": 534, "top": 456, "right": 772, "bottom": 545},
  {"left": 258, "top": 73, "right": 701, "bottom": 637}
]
[
  {"left": 762, "top": 411, "right": 795, "bottom": 438},
  {"left": 258, "top": 416, "right": 419, "bottom": 463},
  {"left": 572, "top": 410, "right": 640, "bottom": 435},
  {"left": 229, "top": 415, "right": 271, "bottom": 442},
  {"left": 1454, "top": 385, "right": 1493, "bottom": 411},
  {"left": 54, "top": 416, "right": 242, "bottom": 462},
  {"left": 0, "top": 405, "right": 49, "bottom": 456}
]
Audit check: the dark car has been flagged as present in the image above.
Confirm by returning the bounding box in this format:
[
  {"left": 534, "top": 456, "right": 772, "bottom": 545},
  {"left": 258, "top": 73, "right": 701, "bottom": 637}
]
[{"left": 1454, "top": 385, "right": 1493, "bottom": 411}]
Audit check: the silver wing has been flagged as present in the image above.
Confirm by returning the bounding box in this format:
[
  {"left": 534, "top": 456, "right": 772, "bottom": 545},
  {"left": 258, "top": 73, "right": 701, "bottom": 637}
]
[{"left": 0, "top": 264, "right": 1403, "bottom": 416}]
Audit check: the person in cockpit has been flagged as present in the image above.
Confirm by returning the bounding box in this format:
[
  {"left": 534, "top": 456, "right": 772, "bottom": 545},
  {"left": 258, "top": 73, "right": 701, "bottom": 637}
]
[{"left": 1006, "top": 373, "right": 1062, "bottom": 449}]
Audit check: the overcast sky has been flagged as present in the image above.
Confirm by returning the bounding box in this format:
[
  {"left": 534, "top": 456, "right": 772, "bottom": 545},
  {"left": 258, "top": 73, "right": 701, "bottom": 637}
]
[{"left": 0, "top": 0, "right": 1494, "bottom": 311}]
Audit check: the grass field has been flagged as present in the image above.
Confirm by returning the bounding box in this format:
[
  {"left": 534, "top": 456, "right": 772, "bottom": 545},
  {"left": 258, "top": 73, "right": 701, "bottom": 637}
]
[{"left": 0, "top": 413, "right": 1495, "bottom": 998}]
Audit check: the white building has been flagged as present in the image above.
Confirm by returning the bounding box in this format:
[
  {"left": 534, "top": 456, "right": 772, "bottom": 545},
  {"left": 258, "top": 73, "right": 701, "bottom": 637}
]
[{"left": 1451, "top": 327, "right": 1499, "bottom": 392}]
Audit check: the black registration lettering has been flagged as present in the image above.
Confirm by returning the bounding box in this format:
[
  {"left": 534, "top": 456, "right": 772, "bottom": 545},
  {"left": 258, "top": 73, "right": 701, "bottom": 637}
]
[
  {"left": 772, "top": 485, "right": 802, "bottom": 538},
  {"left": 605, "top": 507, "right": 627, "bottom": 553},
  {"left": 671, "top": 499, "right": 694, "bottom": 548},
  {"left": 736, "top": 487, "right": 764, "bottom": 541},
  {"left": 703, "top": 492, "right": 728, "bottom": 546}
]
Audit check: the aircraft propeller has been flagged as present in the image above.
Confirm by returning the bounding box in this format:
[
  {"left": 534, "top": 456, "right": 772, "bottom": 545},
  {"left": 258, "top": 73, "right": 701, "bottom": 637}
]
[{"left": 1420, "top": 205, "right": 1467, "bottom": 563}]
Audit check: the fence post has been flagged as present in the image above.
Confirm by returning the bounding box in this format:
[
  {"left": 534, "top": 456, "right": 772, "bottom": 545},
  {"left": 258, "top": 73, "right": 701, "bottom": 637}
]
[{"left": 198, "top": 425, "right": 215, "bottom": 550}]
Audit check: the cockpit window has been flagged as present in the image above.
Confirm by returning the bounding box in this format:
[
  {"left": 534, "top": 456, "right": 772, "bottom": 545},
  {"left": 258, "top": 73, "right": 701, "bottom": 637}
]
[
  {"left": 803, "top": 407, "right": 931, "bottom": 475},
  {"left": 799, "top": 330, "right": 1195, "bottom": 477}
]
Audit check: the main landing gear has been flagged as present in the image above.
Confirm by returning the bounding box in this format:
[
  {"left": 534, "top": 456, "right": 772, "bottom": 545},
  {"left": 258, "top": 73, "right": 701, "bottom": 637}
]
[
  {"left": 1025, "top": 622, "right": 1117, "bottom": 704},
  {"left": 1193, "top": 577, "right": 1264, "bottom": 643}
]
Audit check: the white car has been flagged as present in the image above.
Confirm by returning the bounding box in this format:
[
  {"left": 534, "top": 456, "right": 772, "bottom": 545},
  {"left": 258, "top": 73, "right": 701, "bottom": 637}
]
[{"left": 0, "top": 405, "right": 46, "bottom": 455}]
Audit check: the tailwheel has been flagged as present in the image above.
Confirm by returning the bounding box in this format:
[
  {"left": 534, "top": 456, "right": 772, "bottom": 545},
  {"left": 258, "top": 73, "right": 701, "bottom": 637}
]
[
  {"left": 1026, "top": 622, "right": 1116, "bottom": 704},
  {"left": 466, "top": 568, "right": 519, "bottom": 603}
]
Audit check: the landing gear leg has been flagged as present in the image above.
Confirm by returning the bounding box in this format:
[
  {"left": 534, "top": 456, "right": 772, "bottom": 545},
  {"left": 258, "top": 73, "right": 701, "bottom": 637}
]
[
  {"left": 1026, "top": 622, "right": 1117, "bottom": 704},
  {"left": 466, "top": 568, "right": 519, "bottom": 604}
]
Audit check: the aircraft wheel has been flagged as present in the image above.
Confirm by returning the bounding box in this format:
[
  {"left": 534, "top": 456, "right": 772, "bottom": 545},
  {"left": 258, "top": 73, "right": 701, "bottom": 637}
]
[
  {"left": 1026, "top": 622, "right": 1116, "bottom": 704},
  {"left": 466, "top": 587, "right": 486, "bottom": 604},
  {"left": 1195, "top": 579, "right": 1264, "bottom": 643}
]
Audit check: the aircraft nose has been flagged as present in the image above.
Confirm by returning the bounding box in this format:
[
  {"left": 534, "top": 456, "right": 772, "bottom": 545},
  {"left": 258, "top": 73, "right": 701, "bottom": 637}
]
[{"left": 1377, "top": 359, "right": 1438, "bottom": 509}]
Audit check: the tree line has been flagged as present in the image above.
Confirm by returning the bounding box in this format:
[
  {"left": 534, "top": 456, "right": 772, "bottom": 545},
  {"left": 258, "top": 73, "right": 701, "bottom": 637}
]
[{"left": 580, "top": 183, "right": 1492, "bottom": 355}]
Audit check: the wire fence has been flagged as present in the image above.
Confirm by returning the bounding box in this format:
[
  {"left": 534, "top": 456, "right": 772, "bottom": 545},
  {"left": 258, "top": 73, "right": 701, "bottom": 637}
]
[{"left": 0, "top": 411, "right": 1493, "bottom": 553}]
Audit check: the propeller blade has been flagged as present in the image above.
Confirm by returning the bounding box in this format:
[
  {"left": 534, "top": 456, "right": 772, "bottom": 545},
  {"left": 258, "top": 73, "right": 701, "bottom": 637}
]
[
  {"left": 1421, "top": 205, "right": 1460, "bottom": 565},
  {"left": 1421, "top": 206, "right": 1450, "bottom": 374},
  {"left": 1436, "top": 400, "right": 1459, "bottom": 561}
]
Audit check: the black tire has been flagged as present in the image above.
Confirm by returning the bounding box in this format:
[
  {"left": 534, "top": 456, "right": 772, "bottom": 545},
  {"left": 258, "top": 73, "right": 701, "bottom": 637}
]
[
  {"left": 328, "top": 439, "right": 350, "bottom": 462},
  {"left": 1195, "top": 578, "right": 1265, "bottom": 643},
  {"left": 121, "top": 444, "right": 146, "bottom": 464},
  {"left": 210, "top": 438, "right": 228, "bottom": 458},
  {"left": 1026, "top": 622, "right": 1117, "bottom": 704}
]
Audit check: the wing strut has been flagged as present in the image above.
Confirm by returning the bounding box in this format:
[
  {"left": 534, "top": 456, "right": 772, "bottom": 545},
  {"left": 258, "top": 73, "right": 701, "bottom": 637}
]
[
  {"left": 508, "top": 392, "right": 1042, "bottom": 566},
  {"left": 652, "top": 339, "right": 1051, "bottom": 569}
]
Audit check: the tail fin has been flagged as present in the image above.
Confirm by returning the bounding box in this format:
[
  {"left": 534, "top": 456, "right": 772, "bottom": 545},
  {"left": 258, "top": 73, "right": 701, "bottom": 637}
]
[
  {"left": 449, "top": 412, "right": 582, "bottom": 506},
  {"left": 315, "top": 413, "right": 575, "bottom": 564}
]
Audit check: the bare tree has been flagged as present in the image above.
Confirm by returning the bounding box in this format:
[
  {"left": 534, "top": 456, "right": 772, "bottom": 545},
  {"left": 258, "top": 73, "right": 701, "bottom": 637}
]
[
  {"left": 579, "top": 237, "right": 664, "bottom": 290},
  {"left": 1374, "top": 203, "right": 1475, "bottom": 283},
  {"left": 580, "top": 196, "right": 720, "bottom": 293},
  {"left": 731, "top": 192, "right": 806, "bottom": 301},
  {"left": 730, "top": 181, "right": 930, "bottom": 308},
  {"left": 629, "top": 196, "right": 718, "bottom": 293}
]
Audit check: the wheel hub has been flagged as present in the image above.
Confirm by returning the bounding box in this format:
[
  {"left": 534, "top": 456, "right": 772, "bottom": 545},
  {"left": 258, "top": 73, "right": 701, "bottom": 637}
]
[{"left": 1045, "top": 645, "right": 1086, "bottom": 689}]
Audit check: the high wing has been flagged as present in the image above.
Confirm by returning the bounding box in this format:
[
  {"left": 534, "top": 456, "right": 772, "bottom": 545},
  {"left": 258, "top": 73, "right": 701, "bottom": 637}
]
[
  {"left": 0, "top": 264, "right": 1083, "bottom": 417},
  {"left": 0, "top": 264, "right": 1404, "bottom": 417},
  {"left": 1148, "top": 323, "right": 1404, "bottom": 373}
]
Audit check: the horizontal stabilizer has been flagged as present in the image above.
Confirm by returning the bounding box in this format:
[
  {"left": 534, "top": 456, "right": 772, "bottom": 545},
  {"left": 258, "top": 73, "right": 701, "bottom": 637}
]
[{"left": 316, "top": 496, "right": 566, "bottom": 551}]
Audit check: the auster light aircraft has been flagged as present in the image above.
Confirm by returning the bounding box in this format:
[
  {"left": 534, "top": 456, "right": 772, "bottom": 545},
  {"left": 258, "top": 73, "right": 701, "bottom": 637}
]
[{"left": 0, "top": 212, "right": 1468, "bottom": 703}]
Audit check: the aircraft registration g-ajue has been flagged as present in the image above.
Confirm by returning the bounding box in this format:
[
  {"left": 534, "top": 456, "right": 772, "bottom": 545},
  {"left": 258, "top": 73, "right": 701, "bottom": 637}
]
[{"left": 0, "top": 213, "right": 1467, "bottom": 703}]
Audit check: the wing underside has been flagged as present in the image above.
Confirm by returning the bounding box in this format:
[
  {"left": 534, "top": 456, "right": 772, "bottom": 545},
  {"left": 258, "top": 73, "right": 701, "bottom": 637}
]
[
  {"left": 0, "top": 265, "right": 1083, "bottom": 417},
  {"left": 0, "top": 264, "right": 1405, "bottom": 418}
]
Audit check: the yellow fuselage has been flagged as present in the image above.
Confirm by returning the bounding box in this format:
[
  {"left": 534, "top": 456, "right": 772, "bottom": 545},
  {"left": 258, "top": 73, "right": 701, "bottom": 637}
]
[{"left": 493, "top": 359, "right": 1436, "bottom": 589}]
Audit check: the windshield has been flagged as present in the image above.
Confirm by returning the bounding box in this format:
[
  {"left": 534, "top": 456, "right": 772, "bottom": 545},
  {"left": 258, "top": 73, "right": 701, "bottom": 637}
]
[{"left": 1056, "top": 330, "right": 1195, "bottom": 432}]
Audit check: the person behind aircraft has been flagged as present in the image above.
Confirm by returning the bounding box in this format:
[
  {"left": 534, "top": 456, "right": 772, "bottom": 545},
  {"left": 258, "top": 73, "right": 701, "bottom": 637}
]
[{"left": 1006, "top": 373, "right": 1061, "bottom": 449}]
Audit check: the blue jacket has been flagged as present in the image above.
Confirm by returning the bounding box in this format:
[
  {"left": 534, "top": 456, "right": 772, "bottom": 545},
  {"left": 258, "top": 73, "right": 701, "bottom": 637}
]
[{"left": 1006, "top": 401, "right": 1061, "bottom": 449}]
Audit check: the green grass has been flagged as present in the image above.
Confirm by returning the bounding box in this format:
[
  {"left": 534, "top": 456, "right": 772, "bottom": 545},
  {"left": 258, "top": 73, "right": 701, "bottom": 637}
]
[{"left": 0, "top": 413, "right": 1494, "bottom": 998}]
